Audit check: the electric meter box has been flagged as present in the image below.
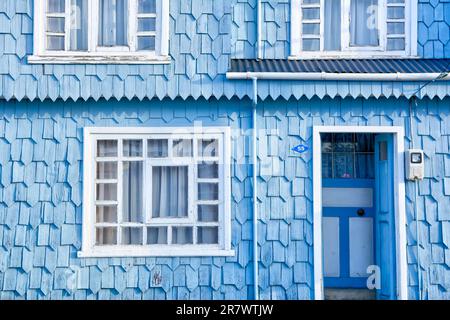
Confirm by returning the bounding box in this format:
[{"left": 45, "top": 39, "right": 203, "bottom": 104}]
[{"left": 405, "top": 149, "right": 424, "bottom": 181}]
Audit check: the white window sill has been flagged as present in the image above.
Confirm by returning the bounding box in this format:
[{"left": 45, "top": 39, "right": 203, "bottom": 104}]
[
  {"left": 288, "top": 53, "right": 419, "bottom": 60},
  {"left": 78, "top": 247, "right": 236, "bottom": 258},
  {"left": 28, "top": 55, "right": 172, "bottom": 65}
]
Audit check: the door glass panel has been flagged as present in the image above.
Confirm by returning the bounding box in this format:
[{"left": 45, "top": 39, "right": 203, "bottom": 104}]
[{"left": 379, "top": 141, "right": 387, "bottom": 161}]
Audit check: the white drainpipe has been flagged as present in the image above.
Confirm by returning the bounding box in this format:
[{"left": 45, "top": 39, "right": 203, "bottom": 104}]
[
  {"left": 251, "top": 77, "right": 259, "bottom": 300},
  {"left": 227, "top": 72, "right": 450, "bottom": 81}
]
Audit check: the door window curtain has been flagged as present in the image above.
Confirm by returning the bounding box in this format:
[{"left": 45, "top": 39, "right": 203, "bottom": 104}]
[
  {"left": 324, "top": 0, "right": 341, "bottom": 51},
  {"left": 350, "top": 0, "right": 379, "bottom": 46},
  {"left": 70, "top": 0, "right": 88, "bottom": 50},
  {"left": 98, "top": 0, "right": 128, "bottom": 47}
]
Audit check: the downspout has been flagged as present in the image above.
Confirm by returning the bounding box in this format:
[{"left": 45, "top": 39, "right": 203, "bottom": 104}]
[
  {"left": 252, "top": 77, "right": 259, "bottom": 300},
  {"left": 256, "top": 0, "right": 262, "bottom": 60}
]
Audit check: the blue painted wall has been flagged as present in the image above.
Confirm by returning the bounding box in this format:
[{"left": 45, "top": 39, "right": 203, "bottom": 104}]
[
  {"left": 0, "top": 97, "right": 449, "bottom": 299},
  {"left": 0, "top": 0, "right": 450, "bottom": 101}
]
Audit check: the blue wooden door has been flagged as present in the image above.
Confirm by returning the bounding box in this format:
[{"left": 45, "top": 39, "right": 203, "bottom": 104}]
[{"left": 374, "top": 134, "right": 397, "bottom": 300}]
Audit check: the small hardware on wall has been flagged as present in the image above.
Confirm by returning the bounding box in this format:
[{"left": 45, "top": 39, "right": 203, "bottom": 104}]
[{"left": 405, "top": 149, "right": 424, "bottom": 181}]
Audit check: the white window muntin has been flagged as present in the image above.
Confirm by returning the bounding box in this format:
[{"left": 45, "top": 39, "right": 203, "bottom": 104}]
[
  {"left": 81, "top": 127, "right": 233, "bottom": 257},
  {"left": 31, "top": 0, "right": 170, "bottom": 63},
  {"left": 290, "top": 0, "right": 417, "bottom": 58}
]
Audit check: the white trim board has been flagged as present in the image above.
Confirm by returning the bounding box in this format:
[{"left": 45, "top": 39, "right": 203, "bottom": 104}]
[{"left": 312, "top": 126, "right": 408, "bottom": 300}]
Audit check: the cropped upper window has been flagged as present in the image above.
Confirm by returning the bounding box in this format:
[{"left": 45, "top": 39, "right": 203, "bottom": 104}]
[
  {"left": 291, "top": 0, "right": 418, "bottom": 57},
  {"left": 30, "top": 0, "right": 170, "bottom": 63},
  {"left": 80, "top": 127, "right": 233, "bottom": 257}
]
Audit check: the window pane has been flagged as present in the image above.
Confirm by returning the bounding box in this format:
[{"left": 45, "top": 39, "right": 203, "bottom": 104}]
[
  {"left": 98, "top": 0, "right": 128, "bottom": 46},
  {"left": 334, "top": 153, "right": 354, "bottom": 178},
  {"left": 70, "top": 0, "right": 88, "bottom": 51},
  {"left": 97, "top": 161, "right": 117, "bottom": 179},
  {"left": 322, "top": 153, "right": 333, "bottom": 178},
  {"left": 356, "top": 154, "right": 375, "bottom": 179},
  {"left": 152, "top": 166, "right": 189, "bottom": 218},
  {"left": 96, "top": 227, "right": 117, "bottom": 245},
  {"left": 96, "top": 183, "right": 117, "bottom": 201},
  {"left": 302, "top": 23, "right": 320, "bottom": 35},
  {"left": 48, "top": 0, "right": 65, "bottom": 12},
  {"left": 334, "top": 133, "right": 354, "bottom": 152},
  {"left": 198, "top": 162, "right": 218, "bottom": 179},
  {"left": 123, "top": 140, "right": 143, "bottom": 157},
  {"left": 355, "top": 133, "right": 374, "bottom": 152},
  {"left": 302, "top": 38, "right": 320, "bottom": 51},
  {"left": 122, "top": 161, "right": 143, "bottom": 222},
  {"left": 302, "top": 8, "right": 320, "bottom": 19},
  {"left": 138, "top": 18, "right": 156, "bottom": 32},
  {"left": 173, "top": 139, "right": 193, "bottom": 157},
  {"left": 147, "top": 227, "right": 168, "bottom": 244},
  {"left": 302, "top": 0, "right": 320, "bottom": 3},
  {"left": 172, "top": 227, "right": 193, "bottom": 244},
  {"left": 47, "top": 17, "right": 65, "bottom": 33},
  {"left": 387, "top": 7, "right": 405, "bottom": 19},
  {"left": 324, "top": 0, "right": 341, "bottom": 51},
  {"left": 96, "top": 205, "right": 117, "bottom": 223},
  {"left": 198, "top": 139, "right": 218, "bottom": 157},
  {"left": 138, "top": 0, "right": 156, "bottom": 13},
  {"left": 198, "top": 183, "right": 218, "bottom": 201},
  {"left": 47, "top": 36, "right": 65, "bottom": 50},
  {"left": 137, "top": 36, "right": 156, "bottom": 51},
  {"left": 97, "top": 140, "right": 118, "bottom": 157},
  {"left": 387, "top": 22, "right": 405, "bottom": 35},
  {"left": 350, "top": 0, "right": 379, "bottom": 47},
  {"left": 148, "top": 139, "right": 168, "bottom": 157},
  {"left": 321, "top": 133, "right": 333, "bottom": 152},
  {"left": 197, "top": 227, "right": 218, "bottom": 244},
  {"left": 198, "top": 205, "right": 219, "bottom": 222},
  {"left": 121, "top": 227, "right": 143, "bottom": 245},
  {"left": 387, "top": 38, "right": 405, "bottom": 51}
]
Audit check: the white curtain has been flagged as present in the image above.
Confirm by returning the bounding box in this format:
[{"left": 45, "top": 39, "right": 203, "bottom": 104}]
[
  {"left": 122, "top": 161, "right": 143, "bottom": 223},
  {"left": 324, "top": 0, "right": 341, "bottom": 51},
  {"left": 98, "top": 0, "right": 128, "bottom": 46},
  {"left": 152, "top": 166, "right": 188, "bottom": 218},
  {"left": 70, "top": 0, "right": 88, "bottom": 51},
  {"left": 350, "top": 0, "right": 379, "bottom": 46}
]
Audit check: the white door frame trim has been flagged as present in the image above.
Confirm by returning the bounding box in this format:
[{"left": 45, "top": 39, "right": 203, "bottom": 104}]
[{"left": 312, "top": 126, "right": 408, "bottom": 300}]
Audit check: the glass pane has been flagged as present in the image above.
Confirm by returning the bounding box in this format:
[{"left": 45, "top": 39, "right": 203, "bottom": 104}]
[
  {"left": 137, "top": 36, "right": 156, "bottom": 51},
  {"left": 198, "top": 205, "right": 219, "bottom": 222},
  {"left": 321, "top": 133, "right": 333, "bottom": 152},
  {"left": 172, "top": 227, "right": 193, "bottom": 244},
  {"left": 350, "top": 0, "right": 379, "bottom": 47},
  {"left": 47, "top": 36, "right": 65, "bottom": 50},
  {"left": 198, "top": 183, "right": 219, "bottom": 201},
  {"left": 387, "top": 38, "right": 405, "bottom": 51},
  {"left": 355, "top": 133, "right": 374, "bottom": 152},
  {"left": 302, "top": 39, "right": 320, "bottom": 51},
  {"left": 302, "top": 0, "right": 320, "bottom": 3},
  {"left": 379, "top": 141, "right": 387, "bottom": 161},
  {"left": 123, "top": 140, "right": 143, "bottom": 157},
  {"left": 356, "top": 154, "right": 375, "bottom": 179},
  {"left": 47, "top": 17, "right": 65, "bottom": 33},
  {"left": 152, "top": 166, "right": 189, "bottom": 218},
  {"left": 138, "top": 0, "right": 156, "bottom": 13},
  {"left": 334, "top": 133, "right": 354, "bottom": 152},
  {"left": 303, "top": 23, "right": 320, "bottom": 35},
  {"left": 302, "top": 8, "right": 320, "bottom": 19},
  {"left": 96, "top": 205, "right": 117, "bottom": 223},
  {"left": 97, "top": 161, "right": 117, "bottom": 179},
  {"left": 96, "top": 227, "right": 117, "bottom": 245},
  {"left": 387, "top": 22, "right": 405, "bottom": 35},
  {"left": 147, "top": 227, "right": 168, "bottom": 244},
  {"left": 122, "top": 161, "right": 143, "bottom": 222},
  {"left": 97, "top": 140, "right": 118, "bottom": 157},
  {"left": 96, "top": 183, "right": 117, "bottom": 201},
  {"left": 334, "top": 153, "right": 354, "bottom": 178},
  {"left": 197, "top": 227, "right": 219, "bottom": 244},
  {"left": 70, "top": 0, "right": 88, "bottom": 51},
  {"left": 138, "top": 18, "right": 156, "bottom": 32},
  {"left": 387, "top": 7, "right": 405, "bottom": 19},
  {"left": 198, "top": 162, "right": 218, "bottom": 179},
  {"left": 322, "top": 153, "right": 333, "bottom": 179},
  {"left": 198, "top": 139, "right": 218, "bottom": 157},
  {"left": 173, "top": 139, "right": 193, "bottom": 157},
  {"left": 121, "top": 227, "right": 143, "bottom": 245},
  {"left": 324, "top": 0, "right": 341, "bottom": 51},
  {"left": 98, "top": 0, "right": 128, "bottom": 46},
  {"left": 48, "top": 0, "right": 65, "bottom": 12},
  {"left": 148, "top": 139, "right": 168, "bottom": 157}
]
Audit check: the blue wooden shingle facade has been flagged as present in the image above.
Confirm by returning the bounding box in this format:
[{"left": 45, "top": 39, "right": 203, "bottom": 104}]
[{"left": 0, "top": 0, "right": 450, "bottom": 300}]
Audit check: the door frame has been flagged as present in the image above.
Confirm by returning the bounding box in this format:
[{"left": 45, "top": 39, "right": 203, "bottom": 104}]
[{"left": 312, "top": 126, "right": 408, "bottom": 300}]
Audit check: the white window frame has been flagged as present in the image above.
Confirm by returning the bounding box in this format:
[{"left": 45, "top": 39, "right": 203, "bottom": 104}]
[
  {"left": 290, "top": 0, "right": 418, "bottom": 59},
  {"left": 30, "top": 0, "right": 170, "bottom": 64},
  {"left": 79, "top": 127, "right": 234, "bottom": 258}
]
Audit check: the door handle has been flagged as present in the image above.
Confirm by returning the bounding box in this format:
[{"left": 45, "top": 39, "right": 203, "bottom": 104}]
[{"left": 357, "top": 208, "right": 365, "bottom": 217}]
